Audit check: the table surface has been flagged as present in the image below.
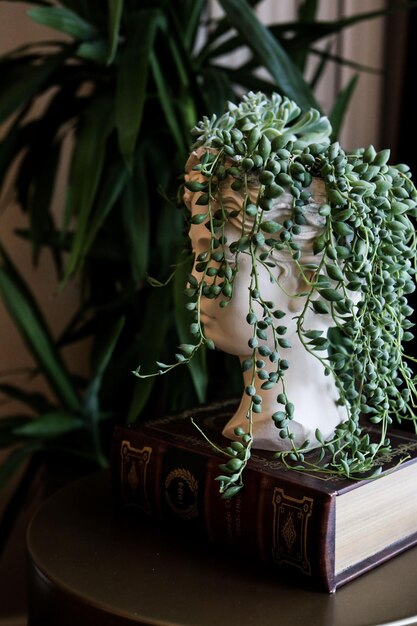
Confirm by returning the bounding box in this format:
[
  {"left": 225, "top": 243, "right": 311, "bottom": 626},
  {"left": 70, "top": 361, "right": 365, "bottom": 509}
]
[{"left": 27, "top": 471, "right": 417, "bottom": 626}]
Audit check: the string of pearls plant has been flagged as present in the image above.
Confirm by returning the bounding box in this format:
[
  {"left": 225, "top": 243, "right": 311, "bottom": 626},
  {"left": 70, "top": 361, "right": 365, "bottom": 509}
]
[{"left": 135, "top": 92, "right": 417, "bottom": 499}]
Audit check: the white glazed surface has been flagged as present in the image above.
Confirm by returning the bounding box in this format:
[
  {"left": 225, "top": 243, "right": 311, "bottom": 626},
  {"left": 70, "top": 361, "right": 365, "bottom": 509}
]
[{"left": 184, "top": 149, "right": 346, "bottom": 451}]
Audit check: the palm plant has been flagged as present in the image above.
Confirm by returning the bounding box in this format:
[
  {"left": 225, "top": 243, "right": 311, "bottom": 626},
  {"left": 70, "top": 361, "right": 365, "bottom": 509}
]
[{"left": 0, "top": 0, "right": 404, "bottom": 488}]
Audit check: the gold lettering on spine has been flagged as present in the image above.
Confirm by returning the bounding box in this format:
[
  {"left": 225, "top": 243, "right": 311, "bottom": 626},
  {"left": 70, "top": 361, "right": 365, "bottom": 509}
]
[
  {"left": 272, "top": 488, "right": 313, "bottom": 575},
  {"left": 165, "top": 468, "right": 198, "bottom": 519},
  {"left": 120, "top": 441, "right": 152, "bottom": 513}
]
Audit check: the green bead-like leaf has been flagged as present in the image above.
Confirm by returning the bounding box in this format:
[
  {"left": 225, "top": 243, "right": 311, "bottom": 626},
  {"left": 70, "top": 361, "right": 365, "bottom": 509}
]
[
  {"left": 313, "top": 235, "right": 326, "bottom": 254},
  {"left": 221, "top": 485, "right": 243, "bottom": 499},
  {"left": 179, "top": 343, "right": 195, "bottom": 357},
  {"left": 226, "top": 457, "right": 244, "bottom": 471},
  {"left": 336, "top": 207, "right": 354, "bottom": 221},
  {"left": 185, "top": 180, "right": 207, "bottom": 192},
  {"left": 327, "top": 189, "right": 346, "bottom": 205},
  {"left": 373, "top": 149, "right": 390, "bottom": 166},
  {"left": 312, "top": 300, "right": 330, "bottom": 314},
  {"left": 325, "top": 263, "right": 344, "bottom": 282},
  {"left": 318, "top": 288, "right": 344, "bottom": 302},
  {"left": 260, "top": 220, "right": 281, "bottom": 234},
  {"left": 333, "top": 221, "right": 354, "bottom": 237},
  {"left": 363, "top": 145, "right": 377, "bottom": 163}
]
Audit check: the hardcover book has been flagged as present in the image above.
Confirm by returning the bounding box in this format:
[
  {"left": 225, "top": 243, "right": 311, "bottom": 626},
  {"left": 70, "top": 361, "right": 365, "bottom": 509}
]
[{"left": 111, "top": 399, "right": 417, "bottom": 593}]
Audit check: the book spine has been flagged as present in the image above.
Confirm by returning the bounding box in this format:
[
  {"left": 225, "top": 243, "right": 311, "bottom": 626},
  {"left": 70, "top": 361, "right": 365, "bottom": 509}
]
[{"left": 111, "top": 426, "right": 335, "bottom": 592}]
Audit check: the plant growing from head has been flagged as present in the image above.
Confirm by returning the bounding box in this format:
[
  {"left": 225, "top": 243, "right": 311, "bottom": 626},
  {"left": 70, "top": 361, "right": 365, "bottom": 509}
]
[{"left": 135, "top": 92, "right": 417, "bottom": 499}]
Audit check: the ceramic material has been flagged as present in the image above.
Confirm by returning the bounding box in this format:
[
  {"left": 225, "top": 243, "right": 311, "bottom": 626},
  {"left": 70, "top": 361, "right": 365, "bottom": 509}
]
[{"left": 184, "top": 149, "right": 346, "bottom": 451}]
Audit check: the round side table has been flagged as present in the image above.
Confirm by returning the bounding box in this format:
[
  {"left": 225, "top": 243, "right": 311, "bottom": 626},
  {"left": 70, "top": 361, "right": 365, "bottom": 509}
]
[{"left": 27, "top": 471, "right": 417, "bottom": 626}]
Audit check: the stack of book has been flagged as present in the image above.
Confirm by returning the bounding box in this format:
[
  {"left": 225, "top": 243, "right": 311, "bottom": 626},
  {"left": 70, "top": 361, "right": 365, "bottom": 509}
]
[{"left": 111, "top": 399, "right": 417, "bottom": 593}]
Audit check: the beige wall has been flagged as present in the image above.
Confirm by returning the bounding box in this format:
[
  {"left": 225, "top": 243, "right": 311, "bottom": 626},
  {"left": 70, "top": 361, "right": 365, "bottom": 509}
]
[{"left": 338, "top": 0, "right": 385, "bottom": 150}]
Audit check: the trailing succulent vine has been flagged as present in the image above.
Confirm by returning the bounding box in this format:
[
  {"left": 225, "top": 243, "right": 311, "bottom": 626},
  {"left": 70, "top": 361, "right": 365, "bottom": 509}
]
[{"left": 135, "top": 92, "right": 417, "bottom": 499}]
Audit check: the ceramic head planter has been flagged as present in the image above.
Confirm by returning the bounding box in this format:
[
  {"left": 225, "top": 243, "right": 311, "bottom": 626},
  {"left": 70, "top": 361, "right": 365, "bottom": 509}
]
[
  {"left": 184, "top": 151, "right": 346, "bottom": 452},
  {"left": 136, "top": 92, "right": 417, "bottom": 498}
]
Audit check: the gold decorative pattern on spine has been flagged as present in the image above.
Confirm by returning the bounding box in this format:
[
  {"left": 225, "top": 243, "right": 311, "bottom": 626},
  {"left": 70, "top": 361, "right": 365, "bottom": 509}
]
[
  {"left": 165, "top": 468, "right": 198, "bottom": 519},
  {"left": 272, "top": 488, "right": 313, "bottom": 575},
  {"left": 120, "top": 441, "right": 152, "bottom": 513}
]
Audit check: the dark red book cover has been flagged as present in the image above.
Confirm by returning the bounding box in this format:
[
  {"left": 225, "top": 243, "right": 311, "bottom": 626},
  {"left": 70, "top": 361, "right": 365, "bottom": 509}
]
[{"left": 111, "top": 399, "right": 417, "bottom": 593}]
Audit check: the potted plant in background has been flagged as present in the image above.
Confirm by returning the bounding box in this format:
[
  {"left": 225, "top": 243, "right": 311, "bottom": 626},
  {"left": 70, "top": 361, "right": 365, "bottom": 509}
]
[{"left": 0, "top": 0, "right": 410, "bottom": 496}]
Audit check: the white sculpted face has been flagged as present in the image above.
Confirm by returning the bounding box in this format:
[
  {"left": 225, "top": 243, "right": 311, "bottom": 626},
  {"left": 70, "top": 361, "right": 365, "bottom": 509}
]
[
  {"left": 184, "top": 150, "right": 327, "bottom": 356},
  {"left": 183, "top": 149, "right": 346, "bottom": 451}
]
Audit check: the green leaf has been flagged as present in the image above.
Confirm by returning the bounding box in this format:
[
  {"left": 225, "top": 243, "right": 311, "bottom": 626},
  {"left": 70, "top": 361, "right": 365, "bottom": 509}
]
[
  {"left": 0, "top": 48, "right": 70, "bottom": 124},
  {"left": 309, "top": 42, "right": 332, "bottom": 91},
  {"left": 8, "top": 87, "right": 81, "bottom": 263},
  {"left": 315, "top": 427, "right": 324, "bottom": 444},
  {"left": 222, "top": 68, "right": 276, "bottom": 96},
  {"left": 0, "top": 119, "right": 34, "bottom": 195},
  {"left": 293, "top": 0, "right": 318, "bottom": 71},
  {"left": 260, "top": 220, "right": 281, "bottom": 234},
  {"left": 121, "top": 150, "right": 150, "bottom": 284},
  {"left": 329, "top": 75, "right": 359, "bottom": 140},
  {"left": 0, "top": 383, "right": 52, "bottom": 413},
  {"left": 76, "top": 39, "right": 108, "bottom": 63},
  {"left": 83, "top": 317, "right": 125, "bottom": 465},
  {"left": 218, "top": 0, "right": 319, "bottom": 111},
  {"left": 29, "top": 141, "right": 60, "bottom": 264},
  {"left": 182, "top": 0, "right": 205, "bottom": 51},
  {"left": 149, "top": 52, "right": 187, "bottom": 156},
  {"left": 304, "top": 330, "right": 323, "bottom": 340},
  {"left": 200, "top": 67, "right": 236, "bottom": 118},
  {"left": 115, "top": 9, "right": 164, "bottom": 168},
  {"left": 333, "top": 221, "right": 354, "bottom": 237},
  {"left": 58, "top": 0, "right": 103, "bottom": 23},
  {"left": 297, "top": 0, "right": 319, "bottom": 22},
  {"left": 107, "top": 0, "right": 123, "bottom": 64},
  {"left": 63, "top": 96, "right": 113, "bottom": 282},
  {"left": 82, "top": 155, "right": 129, "bottom": 262},
  {"left": 27, "top": 6, "right": 99, "bottom": 40},
  {"left": 174, "top": 253, "right": 208, "bottom": 404},
  {"left": 88, "top": 318, "right": 126, "bottom": 395},
  {"left": 127, "top": 287, "right": 171, "bottom": 423},
  {"left": 166, "top": 0, "right": 206, "bottom": 59},
  {"left": 310, "top": 47, "right": 382, "bottom": 76},
  {"left": 318, "top": 288, "right": 344, "bottom": 302},
  {"left": 1, "top": 0, "right": 49, "bottom": 4},
  {"left": 0, "top": 416, "right": 32, "bottom": 449},
  {"left": 13, "top": 412, "right": 84, "bottom": 438},
  {"left": 152, "top": 198, "right": 183, "bottom": 275},
  {"left": 309, "top": 337, "right": 329, "bottom": 349},
  {"left": 271, "top": 4, "right": 417, "bottom": 54},
  {"left": 325, "top": 263, "right": 344, "bottom": 282},
  {"left": 0, "top": 444, "right": 41, "bottom": 493},
  {"left": 0, "top": 245, "right": 81, "bottom": 412},
  {"left": 221, "top": 485, "right": 243, "bottom": 499}
]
